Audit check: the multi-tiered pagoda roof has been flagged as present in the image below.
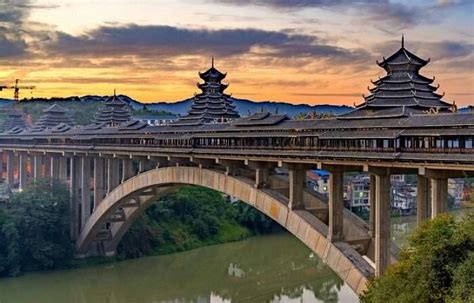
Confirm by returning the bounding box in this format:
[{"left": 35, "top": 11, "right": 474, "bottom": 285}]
[
  {"left": 175, "top": 59, "right": 240, "bottom": 125},
  {"left": 0, "top": 108, "right": 29, "bottom": 132},
  {"left": 94, "top": 93, "right": 133, "bottom": 126},
  {"left": 341, "top": 36, "right": 455, "bottom": 119},
  {"left": 31, "top": 104, "right": 75, "bottom": 131}
]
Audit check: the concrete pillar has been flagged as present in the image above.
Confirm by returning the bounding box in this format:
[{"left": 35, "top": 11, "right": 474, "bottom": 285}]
[
  {"left": 59, "top": 157, "right": 68, "bottom": 183},
  {"left": 0, "top": 151, "right": 3, "bottom": 181},
  {"left": 70, "top": 157, "right": 82, "bottom": 240},
  {"left": 32, "top": 155, "right": 43, "bottom": 180},
  {"left": 431, "top": 177, "right": 448, "bottom": 218},
  {"left": 43, "top": 155, "right": 51, "bottom": 178},
  {"left": 18, "top": 153, "right": 28, "bottom": 191},
  {"left": 374, "top": 172, "right": 390, "bottom": 277},
  {"left": 369, "top": 174, "right": 376, "bottom": 238},
  {"left": 81, "top": 157, "right": 92, "bottom": 230},
  {"left": 122, "top": 159, "right": 134, "bottom": 182},
  {"left": 51, "top": 155, "right": 60, "bottom": 180},
  {"left": 138, "top": 159, "right": 147, "bottom": 173},
  {"left": 107, "top": 158, "right": 120, "bottom": 193},
  {"left": 417, "top": 175, "right": 430, "bottom": 225},
  {"left": 94, "top": 158, "right": 106, "bottom": 207},
  {"left": 328, "top": 170, "right": 344, "bottom": 242},
  {"left": 288, "top": 168, "right": 305, "bottom": 210},
  {"left": 255, "top": 168, "right": 269, "bottom": 188},
  {"left": 6, "top": 151, "right": 14, "bottom": 186}
]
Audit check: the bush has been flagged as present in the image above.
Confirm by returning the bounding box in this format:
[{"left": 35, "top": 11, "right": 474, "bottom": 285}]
[{"left": 361, "top": 213, "right": 474, "bottom": 303}]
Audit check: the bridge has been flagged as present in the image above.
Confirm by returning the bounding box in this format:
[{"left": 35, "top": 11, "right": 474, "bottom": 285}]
[{"left": 0, "top": 40, "right": 472, "bottom": 295}]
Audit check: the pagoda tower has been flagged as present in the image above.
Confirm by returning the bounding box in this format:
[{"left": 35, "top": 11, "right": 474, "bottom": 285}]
[
  {"left": 340, "top": 36, "right": 454, "bottom": 119},
  {"left": 0, "top": 108, "right": 29, "bottom": 132},
  {"left": 176, "top": 59, "right": 240, "bottom": 125},
  {"left": 93, "top": 92, "right": 133, "bottom": 126},
  {"left": 31, "top": 103, "right": 75, "bottom": 131}
]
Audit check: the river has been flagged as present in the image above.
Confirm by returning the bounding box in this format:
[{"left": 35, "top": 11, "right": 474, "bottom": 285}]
[{"left": 0, "top": 209, "right": 471, "bottom": 303}]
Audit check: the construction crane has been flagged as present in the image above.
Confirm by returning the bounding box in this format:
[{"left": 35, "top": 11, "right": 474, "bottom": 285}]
[{"left": 0, "top": 79, "right": 35, "bottom": 101}]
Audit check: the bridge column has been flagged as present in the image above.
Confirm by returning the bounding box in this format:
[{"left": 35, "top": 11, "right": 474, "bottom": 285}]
[
  {"left": 81, "top": 157, "right": 92, "bottom": 230},
  {"left": 373, "top": 168, "right": 391, "bottom": 277},
  {"left": 217, "top": 159, "right": 243, "bottom": 176},
  {"left": 328, "top": 169, "right": 344, "bottom": 242},
  {"left": 32, "top": 155, "right": 43, "bottom": 179},
  {"left": 138, "top": 159, "right": 147, "bottom": 173},
  {"left": 5, "top": 151, "right": 14, "bottom": 186},
  {"left": 0, "top": 151, "right": 3, "bottom": 181},
  {"left": 70, "top": 156, "right": 82, "bottom": 240},
  {"left": 417, "top": 175, "right": 430, "bottom": 225},
  {"left": 419, "top": 168, "right": 449, "bottom": 218},
  {"left": 247, "top": 161, "right": 274, "bottom": 189},
  {"left": 122, "top": 159, "right": 134, "bottom": 182},
  {"left": 107, "top": 158, "right": 120, "bottom": 193},
  {"left": 51, "top": 155, "right": 61, "bottom": 180},
  {"left": 43, "top": 155, "right": 52, "bottom": 179},
  {"left": 431, "top": 177, "right": 448, "bottom": 218},
  {"left": 287, "top": 164, "right": 306, "bottom": 210},
  {"left": 369, "top": 174, "right": 376, "bottom": 238},
  {"left": 59, "top": 156, "right": 68, "bottom": 183},
  {"left": 18, "top": 153, "right": 28, "bottom": 191},
  {"left": 94, "top": 158, "right": 106, "bottom": 207}
]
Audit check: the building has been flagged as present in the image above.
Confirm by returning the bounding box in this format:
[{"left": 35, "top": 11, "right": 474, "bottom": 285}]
[
  {"left": 30, "top": 103, "right": 75, "bottom": 131},
  {"left": 174, "top": 59, "right": 240, "bottom": 125},
  {"left": 307, "top": 170, "right": 330, "bottom": 196},
  {"left": 94, "top": 92, "right": 133, "bottom": 126},
  {"left": 346, "top": 175, "right": 370, "bottom": 210},
  {"left": 340, "top": 36, "right": 455, "bottom": 120},
  {"left": 0, "top": 108, "right": 29, "bottom": 132},
  {"left": 392, "top": 185, "right": 417, "bottom": 215},
  {"left": 135, "top": 114, "right": 178, "bottom": 126},
  {"left": 449, "top": 179, "right": 465, "bottom": 208}
]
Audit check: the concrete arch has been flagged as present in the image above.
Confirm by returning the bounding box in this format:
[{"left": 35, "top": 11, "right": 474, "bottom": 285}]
[{"left": 76, "top": 166, "right": 374, "bottom": 295}]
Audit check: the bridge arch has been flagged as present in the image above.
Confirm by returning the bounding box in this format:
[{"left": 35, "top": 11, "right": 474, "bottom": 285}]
[{"left": 76, "top": 166, "right": 373, "bottom": 295}]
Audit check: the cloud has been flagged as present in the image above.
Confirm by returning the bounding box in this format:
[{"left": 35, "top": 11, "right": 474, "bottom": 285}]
[{"left": 42, "top": 24, "right": 369, "bottom": 65}]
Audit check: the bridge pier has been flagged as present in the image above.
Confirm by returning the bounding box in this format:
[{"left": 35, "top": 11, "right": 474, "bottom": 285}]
[
  {"left": 94, "top": 158, "right": 106, "bottom": 207},
  {"left": 43, "top": 155, "right": 52, "bottom": 178},
  {"left": 122, "top": 158, "right": 134, "bottom": 182},
  {"left": 369, "top": 174, "right": 376, "bottom": 238},
  {"left": 247, "top": 160, "right": 274, "bottom": 188},
  {"left": 70, "top": 156, "right": 82, "bottom": 240},
  {"left": 328, "top": 169, "right": 344, "bottom": 242},
  {"left": 59, "top": 156, "right": 68, "bottom": 183},
  {"left": 0, "top": 152, "right": 3, "bottom": 181},
  {"left": 286, "top": 164, "right": 307, "bottom": 210},
  {"left": 107, "top": 158, "right": 120, "bottom": 193},
  {"left": 5, "top": 151, "right": 14, "bottom": 187},
  {"left": 374, "top": 169, "right": 391, "bottom": 277},
  {"left": 81, "top": 157, "right": 92, "bottom": 229},
  {"left": 431, "top": 177, "right": 448, "bottom": 218},
  {"left": 18, "top": 153, "right": 28, "bottom": 191},
  {"left": 51, "top": 155, "right": 60, "bottom": 180},
  {"left": 417, "top": 175, "right": 430, "bottom": 224}
]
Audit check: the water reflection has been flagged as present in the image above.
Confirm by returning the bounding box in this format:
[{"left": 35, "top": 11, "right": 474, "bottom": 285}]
[{"left": 0, "top": 234, "right": 358, "bottom": 303}]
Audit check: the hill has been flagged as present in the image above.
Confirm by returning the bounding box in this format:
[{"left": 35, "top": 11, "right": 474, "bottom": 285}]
[{"left": 0, "top": 95, "right": 353, "bottom": 125}]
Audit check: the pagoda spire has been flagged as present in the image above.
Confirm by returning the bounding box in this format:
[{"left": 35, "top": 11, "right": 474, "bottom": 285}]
[
  {"left": 401, "top": 34, "right": 404, "bottom": 48},
  {"left": 211, "top": 56, "right": 214, "bottom": 68}
]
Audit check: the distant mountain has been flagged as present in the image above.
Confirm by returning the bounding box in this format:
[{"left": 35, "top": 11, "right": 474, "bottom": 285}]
[
  {"left": 142, "top": 98, "right": 352, "bottom": 117},
  {"left": 4, "top": 95, "right": 353, "bottom": 117}
]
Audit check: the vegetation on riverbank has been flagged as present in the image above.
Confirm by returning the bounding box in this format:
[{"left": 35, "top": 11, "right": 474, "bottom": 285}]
[
  {"left": 0, "top": 180, "right": 72, "bottom": 277},
  {"left": 361, "top": 213, "right": 474, "bottom": 303},
  {"left": 117, "top": 186, "right": 280, "bottom": 258},
  {"left": 0, "top": 181, "right": 280, "bottom": 277}
]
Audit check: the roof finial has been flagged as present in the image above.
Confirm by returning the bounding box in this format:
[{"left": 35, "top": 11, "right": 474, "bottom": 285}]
[
  {"left": 401, "top": 34, "right": 405, "bottom": 48},
  {"left": 113, "top": 88, "right": 116, "bottom": 96},
  {"left": 211, "top": 56, "right": 214, "bottom": 68}
]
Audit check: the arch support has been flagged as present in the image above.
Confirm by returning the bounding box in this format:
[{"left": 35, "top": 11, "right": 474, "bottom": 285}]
[{"left": 76, "top": 166, "right": 374, "bottom": 295}]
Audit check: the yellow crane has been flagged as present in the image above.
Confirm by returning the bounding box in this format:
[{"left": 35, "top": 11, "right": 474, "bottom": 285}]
[{"left": 0, "top": 79, "right": 35, "bottom": 101}]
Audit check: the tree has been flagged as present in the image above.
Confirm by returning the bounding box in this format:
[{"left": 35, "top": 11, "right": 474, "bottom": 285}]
[
  {"left": 361, "top": 213, "right": 474, "bottom": 303},
  {"left": 2, "top": 179, "right": 72, "bottom": 275}
]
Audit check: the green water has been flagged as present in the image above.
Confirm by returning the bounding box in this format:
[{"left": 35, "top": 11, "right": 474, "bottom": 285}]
[{"left": 0, "top": 234, "right": 358, "bottom": 303}]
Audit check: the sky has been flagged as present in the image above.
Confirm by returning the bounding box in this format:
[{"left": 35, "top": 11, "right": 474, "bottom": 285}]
[{"left": 0, "top": 0, "right": 473, "bottom": 106}]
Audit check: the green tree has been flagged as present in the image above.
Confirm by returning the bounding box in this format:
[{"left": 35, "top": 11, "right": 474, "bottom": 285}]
[
  {"left": 361, "top": 213, "right": 474, "bottom": 303},
  {"left": 5, "top": 179, "right": 72, "bottom": 275}
]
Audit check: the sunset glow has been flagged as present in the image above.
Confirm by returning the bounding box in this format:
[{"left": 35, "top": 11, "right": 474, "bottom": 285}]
[{"left": 0, "top": 0, "right": 473, "bottom": 106}]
